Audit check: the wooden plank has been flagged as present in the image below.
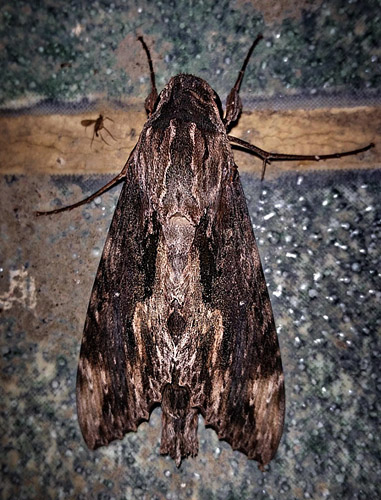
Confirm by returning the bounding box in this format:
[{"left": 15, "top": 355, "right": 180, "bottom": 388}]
[{"left": 0, "top": 106, "right": 378, "bottom": 178}]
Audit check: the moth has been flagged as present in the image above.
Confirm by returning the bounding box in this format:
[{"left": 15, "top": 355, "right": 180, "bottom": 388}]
[
  {"left": 37, "top": 35, "right": 373, "bottom": 468},
  {"left": 81, "top": 114, "right": 116, "bottom": 148}
]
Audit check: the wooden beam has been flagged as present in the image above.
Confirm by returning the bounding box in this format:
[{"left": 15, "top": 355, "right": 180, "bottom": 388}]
[{"left": 0, "top": 106, "right": 378, "bottom": 178}]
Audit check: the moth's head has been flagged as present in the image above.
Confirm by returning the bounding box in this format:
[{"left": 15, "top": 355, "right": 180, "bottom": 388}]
[{"left": 150, "top": 74, "right": 224, "bottom": 130}]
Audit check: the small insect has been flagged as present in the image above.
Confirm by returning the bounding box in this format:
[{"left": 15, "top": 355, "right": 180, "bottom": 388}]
[
  {"left": 81, "top": 114, "right": 116, "bottom": 148},
  {"left": 37, "top": 36, "right": 373, "bottom": 468}
]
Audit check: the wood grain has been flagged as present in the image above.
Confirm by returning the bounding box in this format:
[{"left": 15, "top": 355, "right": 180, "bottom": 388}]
[{"left": 0, "top": 106, "right": 378, "bottom": 178}]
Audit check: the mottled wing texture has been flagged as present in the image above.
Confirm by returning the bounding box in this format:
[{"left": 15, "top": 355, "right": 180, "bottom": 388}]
[
  {"left": 192, "top": 172, "right": 285, "bottom": 466},
  {"left": 75, "top": 72, "right": 284, "bottom": 467},
  {"left": 76, "top": 163, "right": 167, "bottom": 449}
]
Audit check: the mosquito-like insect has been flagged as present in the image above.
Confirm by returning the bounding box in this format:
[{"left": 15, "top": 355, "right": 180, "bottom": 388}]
[{"left": 81, "top": 114, "right": 116, "bottom": 148}]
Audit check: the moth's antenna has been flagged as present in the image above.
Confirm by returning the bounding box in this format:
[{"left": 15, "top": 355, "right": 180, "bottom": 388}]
[
  {"left": 232, "top": 34, "right": 263, "bottom": 95},
  {"left": 138, "top": 36, "right": 158, "bottom": 116},
  {"left": 224, "top": 34, "right": 263, "bottom": 130}
]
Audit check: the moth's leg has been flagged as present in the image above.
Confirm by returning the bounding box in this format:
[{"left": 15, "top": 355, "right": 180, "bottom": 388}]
[
  {"left": 224, "top": 34, "right": 263, "bottom": 130},
  {"left": 228, "top": 135, "right": 374, "bottom": 180},
  {"left": 35, "top": 166, "right": 128, "bottom": 216},
  {"left": 138, "top": 36, "right": 158, "bottom": 116}
]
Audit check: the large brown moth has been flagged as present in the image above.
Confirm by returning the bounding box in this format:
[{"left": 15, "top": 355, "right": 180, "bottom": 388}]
[{"left": 37, "top": 35, "right": 373, "bottom": 468}]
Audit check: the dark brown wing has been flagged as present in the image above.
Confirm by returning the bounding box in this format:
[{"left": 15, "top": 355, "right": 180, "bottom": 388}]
[
  {"left": 76, "top": 164, "right": 166, "bottom": 449},
  {"left": 81, "top": 119, "right": 96, "bottom": 127},
  {"left": 192, "top": 171, "right": 285, "bottom": 466}
]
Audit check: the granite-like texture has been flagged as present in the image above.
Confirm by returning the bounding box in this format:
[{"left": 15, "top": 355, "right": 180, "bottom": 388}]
[
  {"left": 0, "top": 0, "right": 379, "bottom": 109},
  {"left": 1, "top": 168, "right": 380, "bottom": 499}
]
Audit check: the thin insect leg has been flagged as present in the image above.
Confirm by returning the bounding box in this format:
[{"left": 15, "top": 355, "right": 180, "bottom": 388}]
[
  {"left": 90, "top": 128, "right": 97, "bottom": 148},
  {"left": 98, "top": 132, "right": 112, "bottom": 146},
  {"left": 228, "top": 135, "right": 374, "bottom": 180},
  {"left": 102, "top": 126, "right": 117, "bottom": 142},
  {"left": 224, "top": 34, "right": 263, "bottom": 129},
  {"left": 137, "top": 36, "right": 158, "bottom": 116},
  {"left": 35, "top": 166, "right": 128, "bottom": 216},
  {"left": 86, "top": 116, "right": 116, "bottom": 147}
]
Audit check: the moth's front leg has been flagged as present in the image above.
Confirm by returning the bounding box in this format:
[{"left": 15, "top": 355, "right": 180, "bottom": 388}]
[
  {"left": 35, "top": 166, "right": 129, "bottom": 216},
  {"left": 228, "top": 135, "right": 374, "bottom": 180}
]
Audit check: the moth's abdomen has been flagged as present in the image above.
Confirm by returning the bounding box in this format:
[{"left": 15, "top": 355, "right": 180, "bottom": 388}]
[{"left": 160, "top": 381, "right": 199, "bottom": 466}]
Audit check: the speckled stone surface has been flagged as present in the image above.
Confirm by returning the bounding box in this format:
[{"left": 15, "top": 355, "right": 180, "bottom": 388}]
[
  {"left": 1, "top": 168, "right": 380, "bottom": 499},
  {"left": 1, "top": 1, "right": 380, "bottom": 499},
  {"left": 0, "top": 0, "right": 379, "bottom": 109}
]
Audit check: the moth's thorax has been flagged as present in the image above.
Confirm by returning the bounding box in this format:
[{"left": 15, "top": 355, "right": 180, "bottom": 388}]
[
  {"left": 150, "top": 74, "right": 224, "bottom": 133},
  {"left": 137, "top": 75, "right": 233, "bottom": 226}
]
